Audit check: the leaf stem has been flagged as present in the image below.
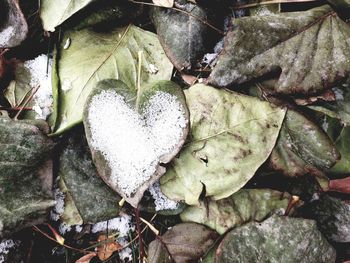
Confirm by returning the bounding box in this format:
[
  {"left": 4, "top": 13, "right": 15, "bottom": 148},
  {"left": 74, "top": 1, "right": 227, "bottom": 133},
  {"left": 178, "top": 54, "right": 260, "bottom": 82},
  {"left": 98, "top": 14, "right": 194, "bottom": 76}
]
[{"left": 136, "top": 51, "right": 143, "bottom": 112}]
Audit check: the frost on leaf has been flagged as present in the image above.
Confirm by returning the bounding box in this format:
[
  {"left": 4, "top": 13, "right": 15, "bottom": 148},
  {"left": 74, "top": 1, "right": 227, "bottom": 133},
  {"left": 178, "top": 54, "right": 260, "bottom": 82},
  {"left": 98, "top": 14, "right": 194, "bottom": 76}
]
[
  {"left": 84, "top": 79, "right": 189, "bottom": 207},
  {"left": 0, "top": 0, "right": 27, "bottom": 48},
  {"left": 209, "top": 5, "right": 350, "bottom": 95},
  {"left": 216, "top": 215, "right": 336, "bottom": 263},
  {"left": 149, "top": 182, "right": 179, "bottom": 212}
]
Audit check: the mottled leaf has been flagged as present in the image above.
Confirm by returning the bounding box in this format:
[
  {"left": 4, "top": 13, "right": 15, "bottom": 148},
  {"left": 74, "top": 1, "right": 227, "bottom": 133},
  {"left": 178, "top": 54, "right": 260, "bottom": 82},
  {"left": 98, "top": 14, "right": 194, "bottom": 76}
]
[
  {"left": 216, "top": 215, "right": 336, "bottom": 263},
  {"left": 51, "top": 24, "right": 173, "bottom": 135},
  {"left": 0, "top": 117, "right": 55, "bottom": 237},
  {"left": 148, "top": 223, "right": 219, "bottom": 263},
  {"left": 83, "top": 79, "right": 189, "bottom": 207},
  {"left": 58, "top": 129, "right": 121, "bottom": 223},
  {"left": 209, "top": 5, "right": 350, "bottom": 94},
  {"left": 298, "top": 195, "right": 350, "bottom": 242},
  {"left": 0, "top": 0, "right": 28, "bottom": 48},
  {"left": 150, "top": 3, "right": 215, "bottom": 71},
  {"left": 269, "top": 109, "right": 339, "bottom": 177},
  {"left": 161, "top": 84, "right": 285, "bottom": 205},
  {"left": 39, "top": 0, "right": 95, "bottom": 32},
  {"left": 180, "top": 189, "right": 301, "bottom": 234}
]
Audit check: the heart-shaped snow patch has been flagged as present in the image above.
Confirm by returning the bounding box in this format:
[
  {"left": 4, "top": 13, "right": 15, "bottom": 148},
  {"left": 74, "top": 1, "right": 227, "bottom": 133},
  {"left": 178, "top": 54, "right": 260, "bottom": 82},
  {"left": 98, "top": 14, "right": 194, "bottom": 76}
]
[{"left": 83, "top": 79, "right": 189, "bottom": 207}]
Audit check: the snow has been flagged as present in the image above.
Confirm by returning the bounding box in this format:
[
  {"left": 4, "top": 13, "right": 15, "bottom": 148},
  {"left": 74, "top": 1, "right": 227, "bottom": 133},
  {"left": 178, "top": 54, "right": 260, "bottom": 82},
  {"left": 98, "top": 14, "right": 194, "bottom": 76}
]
[
  {"left": 91, "top": 214, "right": 135, "bottom": 236},
  {"left": 332, "top": 87, "right": 344, "bottom": 101},
  {"left": 117, "top": 238, "right": 132, "bottom": 261},
  {"left": 149, "top": 182, "right": 179, "bottom": 211},
  {"left": 50, "top": 188, "right": 65, "bottom": 221},
  {"left": 0, "top": 26, "right": 15, "bottom": 47},
  {"left": 23, "top": 54, "right": 53, "bottom": 119},
  {"left": 59, "top": 222, "right": 72, "bottom": 235},
  {"left": 0, "top": 239, "right": 17, "bottom": 263},
  {"left": 87, "top": 90, "right": 187, "bottom": 197}
]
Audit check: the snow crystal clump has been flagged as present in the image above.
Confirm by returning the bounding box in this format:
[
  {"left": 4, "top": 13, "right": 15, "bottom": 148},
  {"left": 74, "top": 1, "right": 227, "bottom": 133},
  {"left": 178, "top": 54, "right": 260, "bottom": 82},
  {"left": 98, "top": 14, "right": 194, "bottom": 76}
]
[
  {"left": 0, "top": 27, "right": 15, "bottom": 47},
  {"left": 50, "top": 188, "right": 65, "bottom": 221},
  {"left": 0, "top": 239, "right": 17, "bottom": 263},
  {"left": 88, "top": 90, "right": 186, "bottom": 197},
  {"left": 91, "top": 214, "right": 134, "bottom": 236},
  {"left": 24, "top": 54, "right": 53, "bottom": 119},
  {"left": 118, "top": 238, "right": 132, "bottom": 261},
  {"left": 149, "top": 182, "right": 179, "bottom": 211},
  {"left": 332, "top": 87, "right": 344, "bottom": 101},
  {"left": 59, "top": 222, "right": 72, "bottom": 235}
]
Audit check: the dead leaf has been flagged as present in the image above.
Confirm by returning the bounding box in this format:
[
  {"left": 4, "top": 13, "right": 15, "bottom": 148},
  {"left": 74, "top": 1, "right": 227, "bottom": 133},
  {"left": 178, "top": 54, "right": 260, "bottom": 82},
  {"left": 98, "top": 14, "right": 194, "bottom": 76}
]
[
  {"left": 75, "top": 253, "right": 97, "bottom": 263},
  {"left": 153, "top": 0, "right": 174, "bottom": 7},
  {"left": 97, "top": 235, "right": 122, "bottom": 261}
]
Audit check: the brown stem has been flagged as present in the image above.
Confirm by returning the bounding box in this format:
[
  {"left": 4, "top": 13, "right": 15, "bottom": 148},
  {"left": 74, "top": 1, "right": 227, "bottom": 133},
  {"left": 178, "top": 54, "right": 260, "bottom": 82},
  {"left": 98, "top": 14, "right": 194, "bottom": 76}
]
[
  {"left": 328, "top": 177, "right": 350, "bottom": 194},
  {"left": 134, "top": 207, "right": 145, "bottom": 262}
]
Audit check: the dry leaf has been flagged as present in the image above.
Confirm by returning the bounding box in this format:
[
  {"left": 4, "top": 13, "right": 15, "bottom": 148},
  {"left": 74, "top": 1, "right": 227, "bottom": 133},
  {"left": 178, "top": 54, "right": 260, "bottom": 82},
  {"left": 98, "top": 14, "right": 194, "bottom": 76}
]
[
  {"left": 97, "top": 235, "right": 122, "bottom": 261},
  {"left": 152, "top": 0, "right": 174, "bottom": 7},
  {"left": 75, "top": 253, "right": 97, "bottom": 263}
]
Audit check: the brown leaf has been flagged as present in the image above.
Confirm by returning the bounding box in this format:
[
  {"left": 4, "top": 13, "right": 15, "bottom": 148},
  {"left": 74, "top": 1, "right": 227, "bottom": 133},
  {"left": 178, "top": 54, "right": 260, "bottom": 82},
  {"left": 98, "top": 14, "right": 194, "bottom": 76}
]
[
  {"left": 75, "top": 253, "right": 97, "bottom": 263},
  {"left": 97, "top": 235, "right": 122, "bottom": 261},
  {"left": 295, "top": 89, "right": 336, "bottom": 106}
]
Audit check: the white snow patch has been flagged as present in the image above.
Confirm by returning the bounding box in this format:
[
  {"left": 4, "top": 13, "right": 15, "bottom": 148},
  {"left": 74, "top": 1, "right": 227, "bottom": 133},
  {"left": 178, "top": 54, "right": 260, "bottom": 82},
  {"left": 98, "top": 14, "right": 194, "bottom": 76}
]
[
  {"left": 332, "top": 87, "right": 344, "bottom": 101},
  {"left": 91, "top": 214, "right": 134, "bottom": 236},
  {"left": 202, "top": 53, "right": 217, "bottom": 65},
  {"left": 88, "top": 90, "right": 187, "bottom": 197},
  {"left": 321, "top": 116, "right": 329, "bottom": 132},
  {"left": 59, "top": 222, "right": 72, "bottom": 235},
  {"left": 50, "top": 188, "right": 65, "bottom": 221},
  {"left": 0, "top": 26, "right": 15, "bottom": 47},
  {"left": 149, "top": 182, "right": 179, "bottom": 211},
  {"left": 0, "top": 239, "right": 18, "bottom": 263},
  {"left": 23, "top": 54, "right": 53, "bottom": 119},
  {"left": 148, "top": 64, "right": 159, "bottom": 74},
  {"left": 117, "top": 238, "right": 133, "bottom": 261},
  {"left": 75, "top": 225, "right": 83, "bottom": 233}
]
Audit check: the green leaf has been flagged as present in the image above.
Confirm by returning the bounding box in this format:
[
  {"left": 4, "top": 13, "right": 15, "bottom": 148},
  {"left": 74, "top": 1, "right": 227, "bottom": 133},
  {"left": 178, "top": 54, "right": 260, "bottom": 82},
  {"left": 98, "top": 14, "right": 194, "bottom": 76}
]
[
  {"left": 216, "top": 215, "right": 336, "bottom": 263},
  {"left": 150, "top": 3, "right": 215, "bottom": 71},
  {"left": 58, "top": 129, "right": 121, "bottom": 224},
  {"left": 180, "top": 189, "right": 301, "bottom": 234},
  {"left": 298, "top": 195, "right": 350, "bottom": 242},
  {"left": 209, "top": 5, "right": 350, "bottom": 94},
  {"left": 148, "top": 223, "right": 219, "bottom": 263},
  {"left": 51, "top": 24, "right": 173, "bottom": 135},
  {"left": 160, "top": 84, "right": 286, "bottom": 205},
  {"left": 0, "top": 0, "right": 28, "bottom": 48},
  {"left": 269, "top": 109, "right": 339, "bottom": 177},
  {"left": 39, "top": 0, "right": 95, "bottom": 32},
  {"left": 0, "top": 117, "right": 55, "bottom": 237},
  {"left": 83, "top": 79, "right": 189, "bottom": 207},
  {"left": 308, "top": 83, "right": 350, "bottom": 126}
]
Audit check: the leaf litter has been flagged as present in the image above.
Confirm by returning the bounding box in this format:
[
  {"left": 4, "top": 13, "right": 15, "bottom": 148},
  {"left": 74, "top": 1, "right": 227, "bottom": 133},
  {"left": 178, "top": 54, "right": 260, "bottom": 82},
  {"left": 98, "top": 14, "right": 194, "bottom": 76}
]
[{"left": 1, "top": 0, "right": 350, "bottom": 262}]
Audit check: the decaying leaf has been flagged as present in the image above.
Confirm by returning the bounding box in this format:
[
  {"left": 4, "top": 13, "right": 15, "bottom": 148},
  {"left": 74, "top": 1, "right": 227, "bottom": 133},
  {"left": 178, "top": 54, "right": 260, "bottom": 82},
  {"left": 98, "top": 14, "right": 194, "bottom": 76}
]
[
  {"left": 0, "top": 0, "right": 28, "bottom": 48},
  {"left": 298, "top": 195, "right": 350, "bottom": 242},
  {"left": 96, "top": 235, "right": 122, "bottom": 261},
  {"left": 83, "top": 79, "right": 189, "bottom": 207},
  {"left": 216, "top": 215, "right": 336, "bottom": 263},
  {"left": 51, "top": 24, "right": 173, "bottom": 135},
  {"left": 58, "top": 129, "right": 121, "bottom": 223},
  {"left": 150, "top": 3, "right": 215, "bottom": 71},
  {"left": 39, "top": 0, "right": 96, "bottom": 32},
  {"left": 160, "top": 84, "right": 285, "bottom": 205},
  {"left": 269, "top": 109, "right": 339, "bottom": 177},
  {"left": 180, "top": 189, "right": 302, "bottom": 234},
  {"left": 0, "top": 117, "right": 55, "bottom": 237},
  {"left": 75, "top": 253, "right": 97, "bottom": 263},
  {"left": 209, "top": 5, "right": 350, "bottom": 94},
  {"left": 148, "top": 223, "right": 219, "bottom": 263}
]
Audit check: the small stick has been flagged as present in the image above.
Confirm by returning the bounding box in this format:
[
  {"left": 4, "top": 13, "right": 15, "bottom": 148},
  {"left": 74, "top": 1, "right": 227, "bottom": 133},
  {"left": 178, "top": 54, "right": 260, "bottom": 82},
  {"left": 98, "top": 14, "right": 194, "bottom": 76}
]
[
  {"left": 135, "top": 51, "right": 143, "bottom": 112},
  {"left": 14, "top": 85, "right": 39, "bottom": 119},
  {"left": 134, "top": 207, "right": 145, "bottom": 262}
]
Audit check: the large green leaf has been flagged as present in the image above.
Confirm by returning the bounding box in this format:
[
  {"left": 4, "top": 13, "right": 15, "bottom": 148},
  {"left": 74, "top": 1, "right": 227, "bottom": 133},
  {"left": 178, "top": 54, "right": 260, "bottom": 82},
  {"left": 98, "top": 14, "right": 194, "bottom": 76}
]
[
  {"left": 160, "top": 84, "right": 286, "bottom": 205},
  {"left": 180, "top": 189, "right": 301, "bottom": 234},
  {"left": 147, "top": 223, "right": 219, "bottom": 263},
  {"left": 150, "top": 3, "right": 215, "bottom": 71},
  {"left": 298, "top": 195, "right": 350, "bottom": 242},
  {"left": 83, "top": 79, "right": 189, "bottom": 207},
  {"left": 58, "top": 129, "right": 121, "bottom": 224},
  {"left": 269, "top": 109, "right": 339, "bottom": 177},
  {"left": 216, "top": 215, "right": 336, "bottom": 263},
  {"left": 51, "top": 24, "right": 173, "bottom": 135},
  {"left": 39, "top": 0, "right": 95, "bottom": 32},
  {"left": 0, "top": 117, "right": 55, "bottom": 237},
  {"left": 209, "top": 5, "right": 350, "bottom": 94}
]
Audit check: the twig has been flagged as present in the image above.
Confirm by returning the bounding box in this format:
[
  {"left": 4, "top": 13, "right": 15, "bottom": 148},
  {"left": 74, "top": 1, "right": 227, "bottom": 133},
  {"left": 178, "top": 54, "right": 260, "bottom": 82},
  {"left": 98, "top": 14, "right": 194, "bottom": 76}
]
[
  {"left": 129, "top": 0, "right": 224, "bottom": 35},
  {"left": 136, "top": 51, "right": 143, "bottom": 111},
  {"left": 134, "top": 208, "right": 145, "bottom": 262},
  {"left": 232, "top": 0, "right": 318, "bottom": 9},
  {"left": 14, "top": 85, "right": 39, "bottom": 119}
]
